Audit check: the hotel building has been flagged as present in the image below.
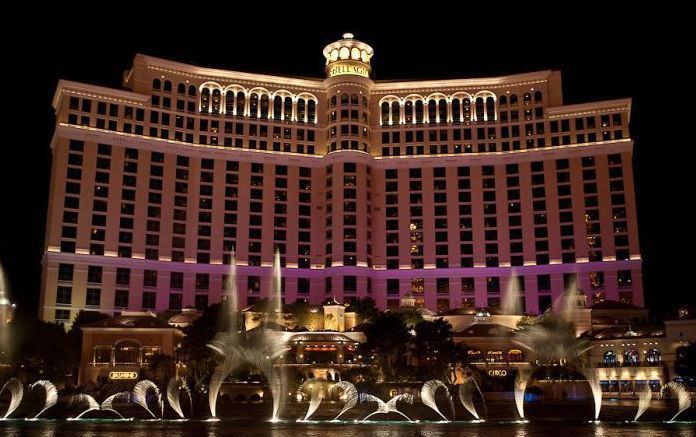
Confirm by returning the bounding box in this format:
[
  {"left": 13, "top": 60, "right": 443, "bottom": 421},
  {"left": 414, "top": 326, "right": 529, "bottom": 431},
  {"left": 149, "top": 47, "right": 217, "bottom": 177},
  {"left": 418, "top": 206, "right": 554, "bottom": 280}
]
[{"left": 40, "top": 34, "right": 642, "bottom": 325}]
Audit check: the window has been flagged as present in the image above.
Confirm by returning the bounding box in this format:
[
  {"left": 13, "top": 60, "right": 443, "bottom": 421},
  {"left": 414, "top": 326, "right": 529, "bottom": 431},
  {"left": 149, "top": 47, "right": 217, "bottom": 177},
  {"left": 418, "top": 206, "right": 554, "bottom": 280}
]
[
  {"left": 86, "top": 288, "right": 101, "bottom": 306},
  {"left": 114, "top": 290, "right": 129, "bottom": 308},
  {"left": 58, "top": 263, "right": 74, "bottom": 281},
  {"left": 56, "top": 286, "right": 72, "bottom": 305}
]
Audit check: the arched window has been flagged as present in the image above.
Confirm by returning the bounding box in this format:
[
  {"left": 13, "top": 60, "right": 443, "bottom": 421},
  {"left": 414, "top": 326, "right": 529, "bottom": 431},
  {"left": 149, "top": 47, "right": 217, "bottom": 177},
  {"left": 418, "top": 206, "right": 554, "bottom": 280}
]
[
  {"left": 467, "top": 349, "right": 482, "bottom": 362},
  {"left": 236, "top": 92, "right": 245, "bottom": 116},
  {"left": 381, "top": 102, "right": 390, "bottom": 125},
  {"left": 438, "top": 98, "right": 447, "bottom": 123},
  {"left": 340, "top": 93, "right": 349, "bottom": 105},
  {"left": 415, "top": 100, "right": 424, "bottom": 124},
  {"left": 499, "top": 95, "right": 507, "bottom": 106},
  {"left": 534, "top": 91, "right": 543, "bottom": 102},
  {"left": 152, "top": 78, "right": 161, "bottom": 90},
  {"left": 427, "top": 100, "right": 437, "bottom": 123},
  {"left": 475, "top": 97, "right": 485, "bottom": 121},
  {"left": 188, "top": 85, "right": 196, "bottom": 97},
  {"left": 114, "top": 341, "right": 140, "bottom": 364},
  {"left": 177, "top": 83, "right": 186, "bottom": 95},
  {"left": 405, "top": 100, "right": 414, "bottom": 124},
  {"left": 463, "top": 98, "right": 471, "bottom": 122},
  {"left": 260, "top": 95, "right": 269, "bottom": 119},
  {"left": 163, "top": 80, "right": 172, "bottom": 92},
  {"left": 603, "top": 350, "right": 618, "bottom": 365},
  {"left": 307, "top": 100, "right": 316, "bottom": 124},
  {"left": 249, "top": 93, "right": 259, "bottom": 118},
  {"left": 391, "top": 101, "right": 400, "bottom": 125},
  {"left": 225, "top": 91, "right": 235, "bottom": 115},
  {"left": 486, "top": 97, "right": 496, "bottom": 121},
  {"left": 509, "top": 94, "right": 518, "bottom": 105},
  {"left": 297, "top": 99, "right": 306, "bottom": 123},
  {"left": 330, "top": 95, "right": 337, "bottom": 107},
  {"left": 273, "top": 96, "right": 283, "bottom": 120},
  {"left": 646, "top": 349, "right": 661, "bottom": 364},
  {"left": 507, "top": 349, "right": 524, "bottom": 362},
  {"left": 452, "top": 99, "right": 461, "bottom": 123},
  {"left": 283, "top": 96, "right": 293, "bottom": 120},
  {"left": 200, "top": 88, "right": 210, "bottom": 112},
  {"left": 624, "top": 349, "right": 639, "bottom": 365},
  {"left": 350, "top": 94, "right": 359, "bottom": 105},
  {"left": 487, "top": 350, "right": 504, "bottom": 363},
  {"left": 211, "top": 89, "right": 221, "bottom": 114}
]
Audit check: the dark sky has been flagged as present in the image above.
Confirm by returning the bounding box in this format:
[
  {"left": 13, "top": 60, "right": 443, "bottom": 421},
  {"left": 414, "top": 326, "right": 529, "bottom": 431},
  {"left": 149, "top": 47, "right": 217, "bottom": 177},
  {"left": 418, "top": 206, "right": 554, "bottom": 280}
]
[{"left": 1, "top": 8, "right": 691, "bottom": 319}]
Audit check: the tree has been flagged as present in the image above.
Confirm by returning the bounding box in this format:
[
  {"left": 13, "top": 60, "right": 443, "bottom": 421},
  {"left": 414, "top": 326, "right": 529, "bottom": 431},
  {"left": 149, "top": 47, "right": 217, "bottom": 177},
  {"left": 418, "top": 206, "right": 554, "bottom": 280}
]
[
  {"left": 286, "top": 299, "right": 311, "bottom": 328},
  {"left": 410, "top": 319, "right": 456, "bottom": 378},
  {"left": 347, "top": 297, "right": 378, "bottom": 324},
  {"left": 146, "top": 353, "right": 175, "bottom": 383},
  {"left": 361, "top": 313, "right": 411, "bottom": 381},
  {"left": 675, "top": 343, "right": 696, "bottom": 383}
]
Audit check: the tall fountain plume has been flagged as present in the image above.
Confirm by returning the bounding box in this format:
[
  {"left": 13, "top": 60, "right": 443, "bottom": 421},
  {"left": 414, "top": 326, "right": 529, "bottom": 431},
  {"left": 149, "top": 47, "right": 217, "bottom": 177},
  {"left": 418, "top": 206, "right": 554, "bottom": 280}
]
[
  {"left": 0, "top": 262, "right": 12, "bottom": 363},
  {"left": 271, "top": 250, "right": 282, "bottom": 322},
  {"left": 581, "top": 365, "right": 602, "bottom": 421},
  {"left": 662, "top": 382, "right": 692, "bottom": 422},
  {"left": 457, "top": 377, "right": 482, "bottom": 420},
  {"left": 68, "top": 393, "right": 100, "bottom": 419},
  {"left": 132, "top": 380, "right": 163, "bottom": 419},
  {"left": 29, "top": 380, "right": 58, "bottom": 419},
  {"left": 502, "top": 269, "right": 522, "bottom": 315},
  {"left": 360, "top": 393, "right": 414, "bottom": 422},
  {"left": 420, "top": 379, "right": 453, "bottom": 421},
  {"left": 167, "top": 377, "right": 192, "bottom": 419},
  {"left": 513, "top": 366, "right": 532, "bottom": 420},
  {"left": 634, "top": 383, "right": 652, "bottom": 421},
  {"left": 298, "top": 378, "right": 325, "bottom": 421},
  {"left": 207, "top": 250, "right": 288, "bottom": 421},
  {"left": 1, "top": 377, "right": 23, "bottom": 419},
  {"left": 331, "top": 381, "right": 358, "bottom": 421}
]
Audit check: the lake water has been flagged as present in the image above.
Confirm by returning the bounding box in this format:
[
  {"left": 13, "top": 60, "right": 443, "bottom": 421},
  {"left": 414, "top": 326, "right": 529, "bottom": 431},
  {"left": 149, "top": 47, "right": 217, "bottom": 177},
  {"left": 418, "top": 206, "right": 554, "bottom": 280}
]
[{"left": 1, "top": 420, "right": 695, "bottom": 437}]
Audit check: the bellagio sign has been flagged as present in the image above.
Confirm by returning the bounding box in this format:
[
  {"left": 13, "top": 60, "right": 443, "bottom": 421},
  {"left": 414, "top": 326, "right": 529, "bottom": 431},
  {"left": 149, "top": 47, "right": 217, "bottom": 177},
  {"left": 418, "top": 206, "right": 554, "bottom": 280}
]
[
  {"left": 109, "top": 371, "right": 138, "bottom": 380},
  {"left": 328, "top": 61, "right": 369, "bottom": 78}
]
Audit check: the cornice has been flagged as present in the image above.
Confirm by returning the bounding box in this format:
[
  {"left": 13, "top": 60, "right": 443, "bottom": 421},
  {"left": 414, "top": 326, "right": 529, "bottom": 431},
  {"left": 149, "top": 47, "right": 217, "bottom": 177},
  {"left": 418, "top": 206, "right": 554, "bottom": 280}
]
[
  {"left": 370, "top": 71, "right": 555, "bottom": 94},
  {"left": 546, "top": 98, "right": 632, "bottom": 120},
  {"left": 52, "top": 79, "right": 149, "bottom": 110}
]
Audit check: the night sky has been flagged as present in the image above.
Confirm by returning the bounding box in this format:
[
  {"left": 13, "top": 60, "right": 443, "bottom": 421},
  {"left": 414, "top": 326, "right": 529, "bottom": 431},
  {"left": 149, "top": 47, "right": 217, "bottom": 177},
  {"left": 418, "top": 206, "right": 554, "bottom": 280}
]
[{"left": 1, "top": 9, "right": 690, "bottom": 319}]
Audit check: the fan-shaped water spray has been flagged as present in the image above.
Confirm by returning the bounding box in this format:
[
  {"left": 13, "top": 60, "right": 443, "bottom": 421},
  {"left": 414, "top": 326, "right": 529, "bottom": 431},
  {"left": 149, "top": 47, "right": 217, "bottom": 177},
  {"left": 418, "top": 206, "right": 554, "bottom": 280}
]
[
  {"left": 662, "top": 382, "right": 692, "bottom": 421},
  {"left": 100, "top": 392, "right": 128, "bottom": 419},
  {"left": 581, "top": 366, "right": 602, "bottom": 421},
  {"left": 457, "top": 377, "right": 483, "bottom": 420},
  {"left": 513, "top": 366, "right": 532, "bottom": 419},
  {"left": 132, "top": 380, "right": 163, "bottom": 419},
  {"left": 360, "top": 393, "right": 414, "bottom": 422},
  {"left": 1, "top": 377, "right": 23, "bottom": 419},
  {"left": 29, "top": 380, "right": 58, "bottom": 419},
  {"left": 634, "top": 383, "right": 652, "bottom": 421},
  {"left": 298, "top": 378, "right": 325, "bottom": 421},
  {"left": 68, "top": 393, "right": 100, "bottom": 419},
  {"left": 331, "top": 381, "right": 358, "bottom": 421},
  {"left": 420, "top": 379, "right": 453, "bottom": 421},
  {"left": 167, "top": 377, "right": 192, "bottom": 419}
]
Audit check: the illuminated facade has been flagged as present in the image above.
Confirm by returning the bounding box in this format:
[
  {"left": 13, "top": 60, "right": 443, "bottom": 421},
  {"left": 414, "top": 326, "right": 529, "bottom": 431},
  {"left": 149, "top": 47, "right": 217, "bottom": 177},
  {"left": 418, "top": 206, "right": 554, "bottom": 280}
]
[{"left": 41, "top": 34, "right": 642, "bottom": 325}]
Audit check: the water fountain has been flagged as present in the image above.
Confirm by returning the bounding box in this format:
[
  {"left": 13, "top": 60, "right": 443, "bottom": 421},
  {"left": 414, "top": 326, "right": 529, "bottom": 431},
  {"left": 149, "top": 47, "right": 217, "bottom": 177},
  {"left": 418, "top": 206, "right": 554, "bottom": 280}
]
[
  {"left": 502, "top": 269, "right": 522, "bottom": 315},
  {"left": 634, "top": 383, "right": 652, "bottom": 421},
  {"left": 360, "top": 392, "right": 414, "bottom": 422},
  {"left": 132, "top": 380, "right": 163, "bottom": 419},
  {"left": 297, "top": 378, "right": 325, "bottom": 421},
  {"left": 662, "top": 382, "right": 692, "bottom": 422},
  {"left": 513, "top": 366, "right": 532, "bottom": 420},
  {"left": 100, "top": 391, "right": 129, "bottom": 419},
  {"left": 67, "top": 393, "right": 100, "bottom": 419},
  {"left": 0, "top": 263, "right": 12, "bottom": 364},
  {"left": 1, "top": 377, "right": 23, "bottom": 419},
  {"left": 166, "top": 377, "right": 192, "bottom": 419},
  {"left": 457, "top": 376, "right": 484, "bottom": 420},
  {"left": 420, "top": 379, "right": 453, "bottom": 421},
  {"left": 28, "top": 380, "right": 57, "bottom": 419},
  {"left": 207, "top": 250, "right": 288, "bottom": 421},
  {"left": 331, "top": 381, "right": 357, "bottom": 421}
]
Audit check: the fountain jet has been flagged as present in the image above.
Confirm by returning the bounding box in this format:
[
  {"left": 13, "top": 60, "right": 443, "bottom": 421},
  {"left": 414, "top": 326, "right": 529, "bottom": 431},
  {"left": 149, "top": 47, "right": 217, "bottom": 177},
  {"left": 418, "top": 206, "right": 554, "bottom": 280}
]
[
  {"left": 0, "top": 377, "right": 23, "bottom": 419},
  {"left": 513, "top": 366, "right": 532, "bottom": 419},
  {"left": 662, "top": 382, "right": 692, "bottom": 422},
  {"left": 634, "top": 383, "right": 652, "bottom": 421},
  {"left": 167, "top": 377, "right": 192, "bottom": 419},
  {"left": 360, "top": 393, "right": 414, "bottom": 422},
  {"left": 100, "top": 392, "right": 129, "bottom": 419},
  {"left": 331, "top": 381, "right": 358, "bottom": 421},
  {"left": 298, "top": 378, "right": 324, "bottom": 421},
  {"left": 420, "top": 379, "right": 453, "bottom": 421},
  {"left": 68, "top": 393, "right": 100, "bottom": 419},
  {"left": 457, "top": 377, "right": 483, "bottom": 420},
  {"left": 29, "top": 380, "right": 58, "bottom": 419},
  {"left": 502, "top": 269, "right": 522, "bottom": 315},
  {"left": 581, "top": 366, "right": 602, "bottom": 420},
  {"left": 132, "top": 380, "right": 163, "bottom": 419}
]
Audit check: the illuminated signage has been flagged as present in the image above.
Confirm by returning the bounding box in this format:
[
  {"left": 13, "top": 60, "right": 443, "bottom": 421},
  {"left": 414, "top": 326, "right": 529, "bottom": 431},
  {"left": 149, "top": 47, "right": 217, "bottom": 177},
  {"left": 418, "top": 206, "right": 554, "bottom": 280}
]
[
  {"left": 109, "top": 371, "right": 138, "bottom": 380},
  {"left": 488, "top": 369, "right": 508, "bottom": 377},
  {"left": 328, "top": 61, "right": 369, "bottom": 78}
]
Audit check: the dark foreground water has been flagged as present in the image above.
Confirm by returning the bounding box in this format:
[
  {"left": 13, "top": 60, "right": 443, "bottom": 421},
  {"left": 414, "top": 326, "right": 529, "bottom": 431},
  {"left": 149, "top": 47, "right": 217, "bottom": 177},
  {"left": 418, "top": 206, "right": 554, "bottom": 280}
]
[{"left": 1, "top": 419, "right": 695, "bottom": 437}]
